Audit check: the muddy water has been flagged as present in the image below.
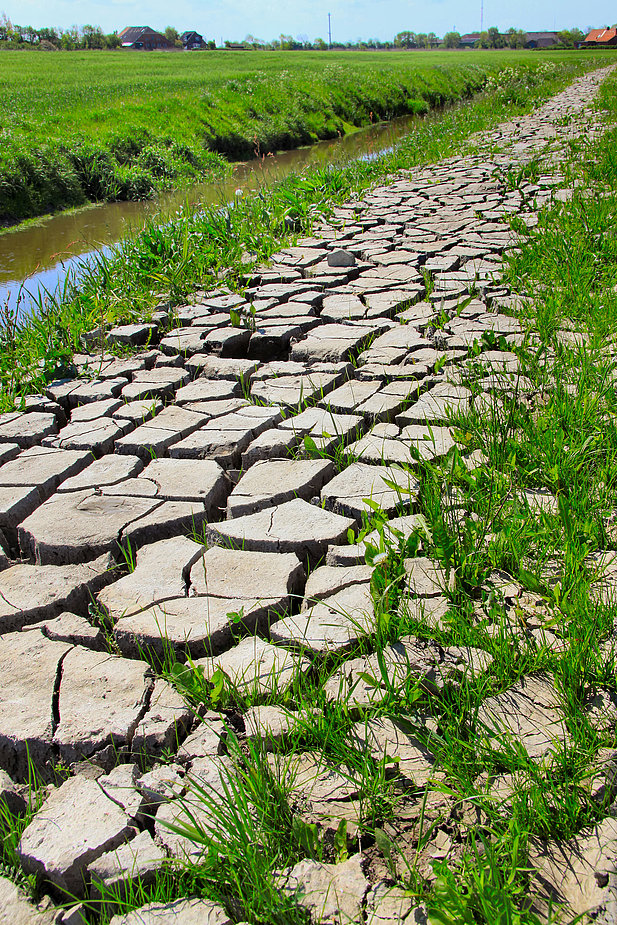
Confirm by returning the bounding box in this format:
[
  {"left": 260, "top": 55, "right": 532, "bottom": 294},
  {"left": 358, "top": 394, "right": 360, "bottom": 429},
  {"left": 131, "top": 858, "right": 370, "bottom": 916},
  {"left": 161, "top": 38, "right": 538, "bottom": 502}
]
[{"left": 0, "top": 113, "right": 419, "bottom": 319}]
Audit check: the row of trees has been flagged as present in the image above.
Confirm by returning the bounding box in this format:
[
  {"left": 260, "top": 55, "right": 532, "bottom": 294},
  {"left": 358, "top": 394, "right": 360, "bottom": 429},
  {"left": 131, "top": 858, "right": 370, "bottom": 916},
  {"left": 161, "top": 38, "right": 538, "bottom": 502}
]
[
  {"left": 0, "top": 19, "right": 394, "bottom": 51},
  {"left": 240, "top": 34, "right": 404, "bottom": 50},
  {"left": 395, "top": 27, "right": 586, "bottom": 49},
  {"left": 0, "top": 15, "right": 123, "bottom": 48},
  {"left": 0, "top": 14, "right": 590, "bottom": 53}
]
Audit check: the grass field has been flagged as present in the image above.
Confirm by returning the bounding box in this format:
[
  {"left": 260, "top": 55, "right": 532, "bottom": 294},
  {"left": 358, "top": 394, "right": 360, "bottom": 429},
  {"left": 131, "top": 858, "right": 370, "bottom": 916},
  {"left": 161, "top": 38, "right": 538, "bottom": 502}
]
[
  {"left": 2, "top": 69, "right": 615, "bottom": 925},
  {"left": 0, "top": 54, "right": 610, "bottom": 408},
  {"left": 0, "top": 48, "right": 600, "bottom": 222},
  {"left": 1, "top": 58, "right": 617, "bottom": 925}
]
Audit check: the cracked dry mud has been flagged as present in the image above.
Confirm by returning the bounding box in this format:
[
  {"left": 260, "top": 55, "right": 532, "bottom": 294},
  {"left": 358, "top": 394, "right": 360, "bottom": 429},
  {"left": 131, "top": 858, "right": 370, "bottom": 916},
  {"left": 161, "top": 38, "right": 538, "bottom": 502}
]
[{"left": 1, "top": 67, "right": 616, "bottom": 924}]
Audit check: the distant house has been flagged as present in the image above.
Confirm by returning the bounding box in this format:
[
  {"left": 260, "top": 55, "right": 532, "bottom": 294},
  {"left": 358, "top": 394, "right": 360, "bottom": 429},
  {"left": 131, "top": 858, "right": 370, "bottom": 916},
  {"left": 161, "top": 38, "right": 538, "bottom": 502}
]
[
  {"left": 119, "top": 26, "right": 171, "bottom": 50},
  {"left": 583, "top": 28, "right": 617, "bottom": 46},
  {"left": 525, "top": 31, "right": 559, "bottom": 48},
  {"left": 459, "top": 33, "right": 480, "bottom": 48},
  {"left": 181, "top": 31, "right": 204, "bottom": 49}
]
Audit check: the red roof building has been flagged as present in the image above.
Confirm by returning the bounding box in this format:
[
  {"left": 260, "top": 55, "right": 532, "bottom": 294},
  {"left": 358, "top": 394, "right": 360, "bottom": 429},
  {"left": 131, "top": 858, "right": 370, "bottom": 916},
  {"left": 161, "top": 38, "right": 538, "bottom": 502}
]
[{"left": 584, "top": 28, "right": 617, "bottom": 45}]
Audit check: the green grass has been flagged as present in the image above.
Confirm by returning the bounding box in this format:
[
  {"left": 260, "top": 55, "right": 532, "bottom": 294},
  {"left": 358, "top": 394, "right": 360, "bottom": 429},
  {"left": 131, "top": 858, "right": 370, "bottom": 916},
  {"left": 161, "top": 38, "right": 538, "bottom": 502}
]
[
  {"left": 0, "top": 49, "right": 602, "bottom": 222},
  {"left": 76, "top": 68, "right": 617, "bottom": 925},
  {"left": 1, "top": 55, "right": 608, "bottom": 412}
]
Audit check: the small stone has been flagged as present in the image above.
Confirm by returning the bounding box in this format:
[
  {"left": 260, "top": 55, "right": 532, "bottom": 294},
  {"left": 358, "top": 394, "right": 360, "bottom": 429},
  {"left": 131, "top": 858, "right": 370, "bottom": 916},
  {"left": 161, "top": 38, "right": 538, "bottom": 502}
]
[
  {"left": 176, "top": 713, "right": 228, "bottom": 762},
  {"left": 99, "top": 536, "right": 206, "bottom": 620},
  {"left": 57, "top": 454, "right": 143, "bottom": 493},
  {"left": 46, "top": 418, "right": 131, "bottom": 456},
  {"left": 88, "top": 829, "right": 165, "bottom": 901},
  {"left": 24, "top": 611, "right": 104, "bottom": 649},
  {"left": 277, "top": 854, "right": 368, "bottom": 925},
  {"left": 69, "top": 398, "right": 122, "bottom": 422},
  {"left": 112, "top": 400, "right": 163, "bottom": 425},
  {"left": 303, "top": 564, "right": 374, "bottom": 606},
  {"left": 582, "top": 689, "right": 617, "bottom": 731},
  {"left": 175, "top": 378, "right": 240, "bottom": 405},
  {"left": 0, "top": 447, "right": 91, "bottom": 498},
  {"left": 269, "top": 750, "right": 360, "bottom": 802},
  {"left": 0, "top": 412, "right": 57, "bottom": 448},
  {"left": 477, "top": 673, "right": 570, "bottom": 764},
  {"left": 399, "top": 425, "right": 456, "bottom": 461},
  {"left": 115, "top": 406, "right": 206, "bottom": 458},
  {"left": 0, "top": 632, "right": 73, "bottom": 780},
  {"left": 327, "top": 250, "right": 357, "bottom": 268},
  {"left": 0, "top": 485, "right": 43, "bottom": 530},
  {"left": 241, "top": 427, "right": 301, "bottom": 467},
  {"left": 528, "top": 816, "right": 617, "bottom": 920},
  {"left": 365, "top": 881, "right": 422, "bottom": 925},
  {"left": 19, "top": 491, "right": 160, "bottom": 565},
  {"left": 131, "top": 679, "right": 193, "bottom": 759},
  {"left": 271, "top": 582, "right": 374, "bottom": 655},
  {"left": 194, "top": 636, "right": 310, "bottom": 698},
  {"left": 0, "top": 875, "right": 59, "bottom": 924},
  {"left": 52, "top": 647, "right": 153, "bottom": 764},
  {"left": 227, "top": 459, "right": 334, "bottom": 518},
  {"left": 136, "top": 763, "right": 185, "bottom": 807},
  {"left": 97, "top": 763, "right": 144, "bottom": 820},
  {"left": 108, "top": 897, "right": 232, "bottom": 925},
  {"left": 106, "top": 323, "right": 157, "bottom": 347},
  {"left": 290, "top": 324, "right": 374, "bottom": 364},
  {"left": 403, "top": 557, "right": 455, "bottom": 597},
  {"left": 60, "top": 904, "right": 88, "bottom": 925},
  {"left": 322, "top": 462, "right": 419, "bottom": 521},
  {"left": 120, "top": 367, "right": 189, "bottom": 403},
  {"left": 206, "top": 498, "right": 355, "bottom": 563},
  {"left": 0, "top": 554, "right": 114, "bottom": 631},
  {"left": 154, "top": 757, "right": 233, "bottom": 859},
  {"left": 0, "top": 768, "right": 27, "bottom": 815},
  {"left": 244, "top": 705, "right": 304, "bottom": 749},
  {"left": 279, "top": 407, "right": 362, "bottom": 455},
  {"left": 18, "top": 775, "right": 137, "bottom": 895},
  {"left": 349, "top": 717, "right": 436, "bottom": 785}
]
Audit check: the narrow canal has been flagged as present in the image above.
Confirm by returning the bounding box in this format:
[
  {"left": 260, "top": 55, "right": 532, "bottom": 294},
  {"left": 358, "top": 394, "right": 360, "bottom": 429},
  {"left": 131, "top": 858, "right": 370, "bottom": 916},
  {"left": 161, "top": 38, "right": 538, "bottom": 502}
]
[{"left": 0, "top": 112, "right": 422, "bottom": 319}]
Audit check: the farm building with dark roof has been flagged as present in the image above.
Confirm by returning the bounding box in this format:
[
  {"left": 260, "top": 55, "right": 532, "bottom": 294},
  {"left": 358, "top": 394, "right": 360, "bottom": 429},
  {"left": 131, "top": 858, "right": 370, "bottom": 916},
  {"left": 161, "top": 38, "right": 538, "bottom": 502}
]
[
  {"left": 119, "top": 27, "right": 172, "bottom": 50},
  {"left": 524, "top": 32, "right": 560, "bottom": 48},
  {"left": 459, "top": 33, "right": 481, "bottom": 47},
  {"left": 181, "top": 31, "right": 204, "bottom": 49}
]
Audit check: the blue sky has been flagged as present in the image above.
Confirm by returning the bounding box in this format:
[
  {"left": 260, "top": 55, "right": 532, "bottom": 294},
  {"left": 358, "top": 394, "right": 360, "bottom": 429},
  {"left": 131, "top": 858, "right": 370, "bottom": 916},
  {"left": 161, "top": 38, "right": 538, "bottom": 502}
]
[{"left": 9, "top": 0, "right": 617, "bottom": 43}]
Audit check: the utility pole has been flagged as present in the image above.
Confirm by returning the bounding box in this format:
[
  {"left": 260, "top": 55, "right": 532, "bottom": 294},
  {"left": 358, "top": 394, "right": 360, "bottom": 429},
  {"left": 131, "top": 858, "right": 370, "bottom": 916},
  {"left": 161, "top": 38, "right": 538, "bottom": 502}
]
[
  {"left": 328, "top": 12, "right": 332, "bottom": 48},
  {"left": 480, "top": 0, "right": 484, "bottom": 32}
]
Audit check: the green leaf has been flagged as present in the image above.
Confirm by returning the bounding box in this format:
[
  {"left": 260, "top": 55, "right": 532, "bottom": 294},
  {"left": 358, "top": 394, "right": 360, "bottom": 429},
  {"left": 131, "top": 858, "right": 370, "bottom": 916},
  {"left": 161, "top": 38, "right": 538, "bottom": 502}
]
[
  {"left": 292, "top": 817, "right": 320, "bottom": 859},
  {"left": 334, "top": 819, "right": 348, "bottom": 862},
  {"left": 303, "top": 435, "right": 319, "bottom": 457}
]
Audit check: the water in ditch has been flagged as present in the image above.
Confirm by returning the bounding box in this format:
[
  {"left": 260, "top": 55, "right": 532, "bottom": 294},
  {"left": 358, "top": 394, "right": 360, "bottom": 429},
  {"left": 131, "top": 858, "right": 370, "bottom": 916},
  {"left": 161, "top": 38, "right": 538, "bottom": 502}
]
[{"left": 0, "top": 112, "right": 420, "bottom": 321}]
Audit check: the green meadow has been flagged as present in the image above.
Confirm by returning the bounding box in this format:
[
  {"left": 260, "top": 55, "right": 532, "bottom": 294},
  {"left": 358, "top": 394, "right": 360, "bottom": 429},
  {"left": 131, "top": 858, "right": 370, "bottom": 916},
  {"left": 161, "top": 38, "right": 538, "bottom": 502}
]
[{"left": 0, "top": 48, "right": 599, "bottom": 222}]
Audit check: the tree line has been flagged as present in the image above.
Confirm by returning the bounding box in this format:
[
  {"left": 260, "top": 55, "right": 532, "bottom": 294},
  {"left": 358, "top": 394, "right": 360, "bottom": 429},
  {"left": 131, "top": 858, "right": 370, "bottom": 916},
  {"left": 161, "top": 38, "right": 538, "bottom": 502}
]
[
  {"left": 0, "top": 14, "right": 589, "bottom": 52},
  {"left": 395, "top": 27, "right": 586, "bottom": 49}
]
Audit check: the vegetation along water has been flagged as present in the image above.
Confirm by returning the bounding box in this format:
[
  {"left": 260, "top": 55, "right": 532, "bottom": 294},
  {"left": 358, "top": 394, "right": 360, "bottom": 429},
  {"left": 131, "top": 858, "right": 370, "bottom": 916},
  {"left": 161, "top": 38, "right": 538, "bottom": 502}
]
[
  {"left": 0, "top": 49, "right": 597, "bottom": 224},
  {"left": 0, "top": 52, "right": 611, "bottom": 410}
]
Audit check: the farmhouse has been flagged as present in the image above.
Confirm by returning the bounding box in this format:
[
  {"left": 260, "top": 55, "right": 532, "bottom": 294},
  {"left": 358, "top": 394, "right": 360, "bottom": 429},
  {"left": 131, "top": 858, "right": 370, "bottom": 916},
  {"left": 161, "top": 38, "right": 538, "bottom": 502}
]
[
  {"left": 459, "top": 33, "right": 481, "bottom": 48},
  {"left": 583, "top": 27, "right": 617, "bottom": 46},
  {"left": 119, "top": 26, "right": 171, "bottom": 50},
  {"left": 181, "top": 31, "right": 204, "bottom": 49},
  {"left": 524, "top": 31, "right": 560, "bottom": 48}
]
